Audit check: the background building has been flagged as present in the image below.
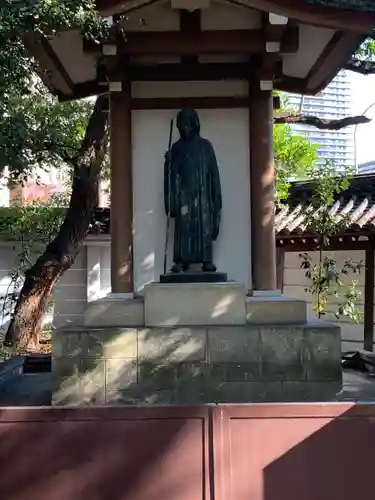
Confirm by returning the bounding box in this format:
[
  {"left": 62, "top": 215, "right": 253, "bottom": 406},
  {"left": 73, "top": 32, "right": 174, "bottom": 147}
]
[
  {"left": 287, "top": 70, "right": 354, "bottom": 169},
  {"left": 358, "top": 160, "right": 375, "bottom": 174}
]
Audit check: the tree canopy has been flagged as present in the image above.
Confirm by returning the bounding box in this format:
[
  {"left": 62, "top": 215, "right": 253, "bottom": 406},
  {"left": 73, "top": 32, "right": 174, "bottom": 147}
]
[{"left": 0, "top": 1, "right": 100, "bottom": 184}]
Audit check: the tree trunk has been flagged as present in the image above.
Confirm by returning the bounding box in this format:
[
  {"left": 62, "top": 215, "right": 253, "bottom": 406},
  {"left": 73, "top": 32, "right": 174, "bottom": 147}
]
[{"left": 4, "top": 95, "right": 108, "bottom": 348}]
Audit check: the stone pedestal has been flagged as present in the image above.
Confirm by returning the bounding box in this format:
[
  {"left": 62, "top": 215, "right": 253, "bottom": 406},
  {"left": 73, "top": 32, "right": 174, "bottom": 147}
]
[
  {"left": 144, "top": 282, "right": 246, "bottom": 327},
  {"left": 52, "top": 283, "right": 342, "bottom": 405}
]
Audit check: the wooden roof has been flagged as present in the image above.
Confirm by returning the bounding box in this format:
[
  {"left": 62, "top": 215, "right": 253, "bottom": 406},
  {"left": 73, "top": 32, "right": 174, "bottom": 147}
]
[
  {"left": 24, "top": 0, "right": 374, "bottom": 101},
  {"left": 276, "top": 174, "right": 375, "bottom": 246}
]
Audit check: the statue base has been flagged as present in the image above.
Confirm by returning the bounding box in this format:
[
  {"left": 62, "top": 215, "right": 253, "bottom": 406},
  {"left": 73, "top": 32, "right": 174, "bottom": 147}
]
[{"left": 160, "top": 271, "right": 227, "bottom": 283}]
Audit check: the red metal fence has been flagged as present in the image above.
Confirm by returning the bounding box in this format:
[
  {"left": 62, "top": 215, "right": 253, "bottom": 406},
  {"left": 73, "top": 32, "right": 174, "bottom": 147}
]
[{"left": 0, "top": 403, "right": 374, "bottom": 500}]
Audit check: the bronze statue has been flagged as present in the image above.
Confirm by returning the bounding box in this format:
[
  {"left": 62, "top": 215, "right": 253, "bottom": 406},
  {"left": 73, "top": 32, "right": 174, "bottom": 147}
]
[{"left": 164, "top": 108, "right": 222, "bottom": 274}]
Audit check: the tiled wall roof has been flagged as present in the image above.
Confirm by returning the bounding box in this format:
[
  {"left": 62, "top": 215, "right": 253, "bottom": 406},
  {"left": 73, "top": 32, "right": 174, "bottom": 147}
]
[
  {"left": 306, "top": 0, "right": 375, "bottom": 12},
  {"left": 276, "top": 174, "right": 375, "bottom": 237}
]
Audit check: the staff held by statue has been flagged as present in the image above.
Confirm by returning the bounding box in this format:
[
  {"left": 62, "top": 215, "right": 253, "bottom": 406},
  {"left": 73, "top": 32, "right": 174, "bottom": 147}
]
[{"left": 163, "top": 119, "right": 174, "bottom": 274}]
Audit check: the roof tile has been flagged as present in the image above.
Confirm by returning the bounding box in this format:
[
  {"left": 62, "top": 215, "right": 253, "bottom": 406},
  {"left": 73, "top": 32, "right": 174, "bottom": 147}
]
[{"left": 306, "top": 0, "right": 375, "bottom": 12}]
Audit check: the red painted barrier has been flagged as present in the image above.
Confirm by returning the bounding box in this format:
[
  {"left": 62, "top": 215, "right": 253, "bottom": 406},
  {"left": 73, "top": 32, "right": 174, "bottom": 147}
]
[{"left": 0, "top": 404, "right": 373, "bottom": 500}]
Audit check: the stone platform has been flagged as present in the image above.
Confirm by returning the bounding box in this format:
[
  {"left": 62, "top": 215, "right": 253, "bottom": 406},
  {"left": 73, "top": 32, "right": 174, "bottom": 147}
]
[{"left": 52, "top": 282, "right": 342, "bottom": 406}]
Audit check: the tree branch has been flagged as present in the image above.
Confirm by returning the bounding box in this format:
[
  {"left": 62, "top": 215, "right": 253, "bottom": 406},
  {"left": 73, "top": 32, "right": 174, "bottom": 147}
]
[{"left": 274, "top": 113, "right": 371, "bottom": 130}]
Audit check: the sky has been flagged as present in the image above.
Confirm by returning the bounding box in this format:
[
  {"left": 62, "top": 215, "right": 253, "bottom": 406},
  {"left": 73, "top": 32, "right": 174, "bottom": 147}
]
[{"left": 351, "top": 72, "right": 375, "bottom": 167}]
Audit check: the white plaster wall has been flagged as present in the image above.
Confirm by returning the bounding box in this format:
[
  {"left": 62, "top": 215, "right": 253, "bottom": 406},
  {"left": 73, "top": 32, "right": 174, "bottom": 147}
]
[{"left": 132, "top": 108, "right": 251, "bottom": 291}]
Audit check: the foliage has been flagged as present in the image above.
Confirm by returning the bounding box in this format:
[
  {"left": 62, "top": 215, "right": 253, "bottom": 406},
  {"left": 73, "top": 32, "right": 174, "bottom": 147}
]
[
  {"left": 299, "top": 163, "right": 364, "bottom": 322},
  {"left": 1, "top": 87, "right": 93, "bottom": 183},
  {"left": 0, "top": 194, "right": 68, "bottom": 334},
  {"left": 0, "top": 1, "right": 104, "bottom": 96},
  {"left": 0, "top": 2, "right": 99, "bottom": 184},
  {"left": 300, "top": 253, "right": 363, "bottom": 321},
  {"left": 356, "top": 37, "right": 375, "bottom": 61},
  {"left": 274, "top": 124, "right": 319, "bottom": 201}
]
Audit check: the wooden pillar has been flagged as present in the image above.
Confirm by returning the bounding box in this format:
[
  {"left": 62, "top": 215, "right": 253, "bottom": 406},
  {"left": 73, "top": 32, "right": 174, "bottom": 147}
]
[
  {"left": 110, "top": 80, "right": 133, "bottom": 293},
  {"left": 249, "top": 80, "right": 277, "bottom": 291},
  {"left": 276, "top": 247, "right": 285, "bottom": 292},
  {"left": 364, "top": 248, "right": 374, "bottom": 351}
]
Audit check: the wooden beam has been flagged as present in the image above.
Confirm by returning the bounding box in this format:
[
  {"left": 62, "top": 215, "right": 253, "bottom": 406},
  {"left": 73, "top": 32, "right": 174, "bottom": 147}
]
[
  {"left": 62, "top": 82, "right": 280, "bottom": 109},
  {"left": 364, "top": 248, "right": 374, "bottom": 352},
  {"left": 83, "top": 27, "right": 299, "bottom": 56},
  {"left": 306, "top": 31, "right": 363, "bottom": 94},
  {"left": 39, "top": 38, "right": 74, "bottom": 93},
  {"left": 23, "top": 35, "right": 74, "bottom": 96},
  {"left": 264, "top": 16, "right": 298, "bottom": 54},
  {"left": 77, "top": 87, "right": 281, "bottom": 112},
  {"left": 132, "top": 96, "right": 251, "bottom": 109},
  {"left": 180, "top": 9, "right": 201, "bottom": 67},
  {"left": 127, "top": 62, "right": 255, "bottom": 80}
]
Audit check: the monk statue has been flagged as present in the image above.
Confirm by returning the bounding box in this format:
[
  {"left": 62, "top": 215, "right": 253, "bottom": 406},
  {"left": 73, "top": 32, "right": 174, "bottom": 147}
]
[{"left": 164, "top": 108, "right": 222, "bottom": 274}]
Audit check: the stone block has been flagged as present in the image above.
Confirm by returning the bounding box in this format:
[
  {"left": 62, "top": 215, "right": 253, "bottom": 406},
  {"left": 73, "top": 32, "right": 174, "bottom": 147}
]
[
  {"left": 138, "top": 362, "right": 177, "bottom": 391},
  {"left": 105, "top": 358, "right": 137, "bottom": 391},
  {"left": 303, "top": 320, "right": 342, "bottom": 381},
  {"left": 211, "top": 362, "right": 258, "bottom": 382},
  {"left": 52, "top": 328, "right": 85, "bottom": 358},
  {"left": 53, "top": 326, "right": 138, "bottom": 359},
  {"left": 106, "top": 388, "right": 174, "bottom": 405},
  {"left": 144, "top": 282, "right": 246, "bottom": 327},
  {"left": 208, "top": 326, "right": 261, "bottom": 363},
  {"left": 260, "top": 326, "right": 305, "bottom": 380},
  {"left": 52, "top": 356, "right": 81, "bottom": 379},
  {"left": 246, "top": 295, "right": 306, "bottom": 324},
  {"left": 282, "top": 381, "right": 342, "bottom": 402},
  {"left": 212, "top": 381, "right": 283, "bottom": 403},
  {"left": 174, "top": 362, "right": 212, "bottom": 403},
  {"left": 83, "top": 295, "right": 144, "bottom": 327},
  {"left": 53, "top": 357, "right": 106, "bottom": 406},
  {"left": 138, "top": 327, "right": 206, "bottom": 362},
  {"left": 102, "top": 329, "right": 138, "bottom": 359}
]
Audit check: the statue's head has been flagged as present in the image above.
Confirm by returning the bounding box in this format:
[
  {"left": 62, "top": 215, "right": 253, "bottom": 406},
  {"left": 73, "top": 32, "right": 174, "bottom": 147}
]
[{"left": 176, "top": 108, "right": 200, "bottom": 140}]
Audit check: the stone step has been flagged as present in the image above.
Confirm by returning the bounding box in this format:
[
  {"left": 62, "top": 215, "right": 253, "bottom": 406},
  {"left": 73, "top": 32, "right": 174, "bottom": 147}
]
[
  {"left": 246, "top": 295, "right": 307, "bottom": 325},
  {"left": 84, "top": 294, "right": 144, "bottom": 327},
  {"left": 83, "top": 286, "right": 307, "bottom": 329}
]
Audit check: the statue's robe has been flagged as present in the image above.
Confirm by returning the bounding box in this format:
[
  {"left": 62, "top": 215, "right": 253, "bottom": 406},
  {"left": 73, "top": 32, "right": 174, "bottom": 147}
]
[{"left": 164, "top": 135, "right": 222, "bottom": 265}]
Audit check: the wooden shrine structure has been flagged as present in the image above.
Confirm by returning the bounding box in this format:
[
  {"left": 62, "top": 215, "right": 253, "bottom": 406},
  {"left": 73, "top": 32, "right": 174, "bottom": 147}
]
[{"left": 24, "top": 0, "right": 375, "bottom": 295}]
